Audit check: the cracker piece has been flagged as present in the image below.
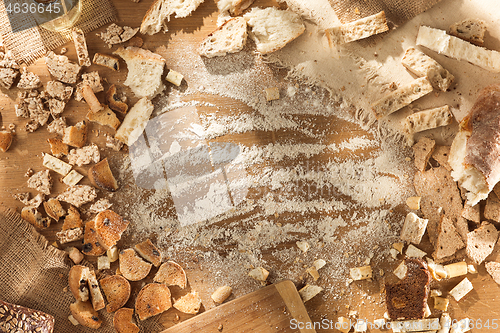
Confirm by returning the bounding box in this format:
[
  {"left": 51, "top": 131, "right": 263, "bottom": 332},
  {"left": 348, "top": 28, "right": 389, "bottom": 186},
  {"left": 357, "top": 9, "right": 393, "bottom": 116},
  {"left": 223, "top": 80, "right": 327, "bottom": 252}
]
[
  {"left": 434, "top": 215, "right": 465, "bottom": 260},
  {"left": 46, "top": 80, "right": 73, "bottom": 101},
  {"left": 89, "top": 198, "right": 113, "bottom": 214},
  {"left": 484, "top": 192, "right": 500, "bottom": 223},
  {"left": 68, "top": 144, "right": 100, "bottom": 166},
  {"left": 431, "top": 145, "right": 452, "bottom": 171},
  {"left": 154, "top": 261, "right": 187, "bottom": 288},
  {"left": 100, "top": 275, "right": 131, "bottom": 313},
  {"left": 45, "top": 51, "right": 81, "bottom": 84},
  {"left": 47, "top": 117, "right": 67, "bottom": 136},
  {"left": 135, "top": 283, "right": 172, "bottom": 320},
  {"left": 413, "top": 137, "right": 436, "bottom": 172},
  {"left": 466, "top": 221, "right": 499, "bottom": 264},
  {"left": 56, "top": 227, "right": 84, "bottom": 244}
]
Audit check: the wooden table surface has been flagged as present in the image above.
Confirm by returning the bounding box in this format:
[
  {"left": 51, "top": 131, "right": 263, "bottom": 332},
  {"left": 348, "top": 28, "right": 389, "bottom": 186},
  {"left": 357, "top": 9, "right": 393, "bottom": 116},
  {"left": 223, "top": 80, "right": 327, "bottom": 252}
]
[{"left": 1, "top": 0, "right": 500, "bottom": 331}]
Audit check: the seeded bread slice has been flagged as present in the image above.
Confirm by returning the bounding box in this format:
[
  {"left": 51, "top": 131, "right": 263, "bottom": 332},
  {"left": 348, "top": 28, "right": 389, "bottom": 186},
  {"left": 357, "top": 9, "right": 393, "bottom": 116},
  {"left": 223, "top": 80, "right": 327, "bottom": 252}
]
[
  {"left": 100, "top": 275, "right": 131, "bottom": 313},
  {"left": 0, "top": 300, "right": 55, "bottom": 333},
  {"left": 199, "top": 17, "right": 248, "bottom": 58},
  {"left": 135, "top": 283, "right": 172, "bottom": 320},
  {"left": 466, "top": 221, "right": 499, "bottom": 264},
  {"left": 449, "top": 19, "right": 487, "bottom": 46}
]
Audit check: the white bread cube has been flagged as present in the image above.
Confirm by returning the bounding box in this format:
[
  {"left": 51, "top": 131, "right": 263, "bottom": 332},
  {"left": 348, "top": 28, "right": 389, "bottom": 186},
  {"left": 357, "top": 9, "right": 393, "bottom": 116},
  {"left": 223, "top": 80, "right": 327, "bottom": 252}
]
[
  {"left": 350, "top": 265, "right": 372, "bottom": 281},
  {"left": 326, "top": 11, "right": 389, "bottom": 46},
  {"left": 298, "top": 284, "right": 323, "bottom": 302},
  {"left": 166, "top": 69, "right": 184, "bottom": 86},
  {"left": 393, "top": 261, "right": 407, "bottom": 279},
  {"left": 107, "top": 246, "right": 119, "bottom": 262},
  {"left": 444, "top": 261, "right": 467, "bottom": 278},
  {"left": 406, "top": 196, "right": 421, "bottom": 210},
  {"left": 115, "top": 97, "right": 154, "bottom": 146},
  {"left": 405, "top": 105, "right": 454, "bottom": 134},
  {"left": 433, "top": 296, "right": 449, "bottom": 311},
  {"left": 400, "top": 212, "right": 428, "bottom": 244},
  {"left": 62, "top": 170, "right": 84, "bottom": 186},
  {"left": 449, "top": 278, "right": 473, "bottom": 302},
  {"left": 405, "top": 244, "right": 427, "bottom": 258},
  {"left": 97, "top": 256, "right": 111, "bottom": 270}
]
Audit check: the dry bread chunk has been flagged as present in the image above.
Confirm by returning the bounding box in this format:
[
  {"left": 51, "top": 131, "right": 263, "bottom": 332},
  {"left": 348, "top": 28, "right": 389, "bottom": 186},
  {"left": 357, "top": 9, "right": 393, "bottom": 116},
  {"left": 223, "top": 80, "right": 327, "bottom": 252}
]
[
  {"left": 0, "top": 300, "right": 55, "bottom": 333},
  {"left": 82, "top": 220, "right": 106, "bottom": 256},
  {"left": 57, "top": 185, "right": 97, "bottom": 207},
  {"left": 298, "top": 284, "right": 323, "bottom": 302},
  {"left": 199, "top": 17, "right": 248, "bottom": 58},
  {"left": 87, "top": 270, "right": 105, "bottom": 311},
  {"left": 135, "top": 283, "right": 172, "bottom": 320},
  {"left": 62, "top": 206, "right": 83, "bottom": 230},
  {"left": 94, "top": 209, "right": 129, "bottom": 250},
  {"left": 93, "top": 53, "right": 120, "bottom": 71},
  {"left": 57, "top": 227, "right": 84, "bottom": 244},
  {"left": 325, "top": 11, "right": 389, "bottom": 46},
  {"left": 244, "top": 7, "right": 305, "bottom": 55},
  {"left": 400, "top": 212, "right": 428, "bottom": 245},
  {"left": 44, "top": 198, "right": 66, "bottom": 220},
  {"left": 0, "top": 130, "right": 13, "bottom": 152},
  {"left": 431, "top": 145, "right": 452, "bottom": 171},
  {"left": 47, "top": 117, "right": 67, "bottom": 136},
  {"left": 134, "top": 239, "right": 162, "bottom": 267},
  {"left": 15, "top": 90, "right": 50, "bottom": 129},
  {"left": 484, "top": 192, "right": 500, "bottom": 223},
  {"left": 119, "top": 248, "right": 152, "bottom": 281},
  {"left": 140, "top": 0, "right": 205, "bottom": 35},
  {"left": 63, "top": 120, "right": 88, "bottom": 148},
  {"left": 70, "top": 300, "right": 102, "bottom": 329},
  {"left": 100, "top": 275, "right": 131, "bottom": 313},
  {"left": 69, "top": 265, "right": 90, "bottom": 301},
  {"left": 106, "top": 135, "right": 124, "bottom": 151},
  {"left": 462, "top": 203, "right": 480, "bottom": 223},
  {"left": 21, "top": 206, "right": 50, "bottom": 228},
  {"left": 173, "top": 291, "right": 202, "bottom": 314},
  {"left": 87, "top": 105, "right": 121, "bottom": 130},
  {"left": 113, "top": 47, "right": 165, "bottom": 99},
  {"left": 371, "top": 77, "right": 433, "bottom": 119},
  {"left": 89, "top": 158, "right": 119, "bottom": 191},
  {"left": 106, "top": 84, "right": 128, "bottom": 114},
  {"left": 211, "top": 285, "right": 232, "bottom": 304},
  {"left": 89, "top": 198, "right": 112, "bottom": 214},
  {"left": 43, "top": 153, "right": 72, "bottom": 176},
  {"left": 63, "top": 169, "right": 84, "bottom": 186},
  {"left": 15, "top": 193, "right": 44, "bottom": 208},
  {"left": 217, "top": 0, "right": 254, "bottom": 16},
  {"left": 154, "top": 261, "right": 187, "bottom": 288},
  {"left": 413, "top": 137, "right": 436, "bottom": 172},
  {"left": 466, "top": 221, "right": 499, "bottom": 264},
  {"left": 0, "top": 50, "right": 20, "bottom": 89},
  {"left": 405, "top": 106, "right": 454, "bottom": 135},
  {"left": 449, "top": 19, "right": 487, "bottom": 46},
  {"left": 115, "top": 97, "right": 154, "bottom": 145},
  {"left": 485, "top": 261, "right": 500, "bottom": 285},
  {"left": 401, "top": 48, "right": 455, "bottom": 92},
  {"left": 48, "top": 98, "right": 66, "bottom": 118},
  {"left": 72, "top": 28, "right": 91, "bottom": 66},
  {"left": 45, "top": 51, "right": 81, "bottom": 84},
  {"left": 67, "top": 144, "right": 100, "bottom": 166},
  {"left": 17, "top": 68, "right": 42, "bottom": 89},
  {"left": 113, "top": 308, "right": 139, "bottom": 333},
  {"left": 46, "top": 80, "right": 73, "bottom": 101},
  {"left": 434, "top": 215, "right": 465, "bottom": 260},
  {"left": 98, "top": 23, "right": 140, "bottom": 47},
  {"left": 27, "top": 169, "right": 52, "bottom": 195},
  {"left": 75, "top": 71, "right": 104, "bottom": 101}
]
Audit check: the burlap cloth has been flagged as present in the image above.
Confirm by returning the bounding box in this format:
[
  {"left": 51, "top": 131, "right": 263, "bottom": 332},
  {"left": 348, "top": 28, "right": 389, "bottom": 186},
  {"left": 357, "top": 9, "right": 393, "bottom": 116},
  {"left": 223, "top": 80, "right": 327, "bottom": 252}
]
[
  {"left": 0, "top": 208, "right": 164, "bottom": 332},
  {"left": 0, "top": 0, "right": 117, "bottom": 65}
]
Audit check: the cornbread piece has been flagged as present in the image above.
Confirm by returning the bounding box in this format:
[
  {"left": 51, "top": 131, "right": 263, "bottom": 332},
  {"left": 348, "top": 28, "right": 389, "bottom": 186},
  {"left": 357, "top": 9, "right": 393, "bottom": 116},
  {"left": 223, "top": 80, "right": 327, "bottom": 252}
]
[
  {"left": 154, "top": 261, "right": 187, "bottom": 288},
  {"left": 68, "top": 246, "right": 85, "bottom": 264},
  {"left": 401, "top": 212, "right": 428, "bottom": 244},
  {"left": 82, "top": 220, "right": 106, "bottom": 256},
  {"left": 248, "top": 266, "right": 269, "bottom": 282},
  {"left": 63, "top": 120, "right": 88, "bottom": 148},
  {"left": 434, "top": 215, "right": 465, "bottom": 260},
  {"left": 27, "top": 170, "right": 52, "bottom": 195},
  {"left": 62, "top": 206, "right": 83, "bottom": 230},
  {"left": 43, "top": 198, "right": 66, "bottom": 221},
  {"left": 484, "top": 192, "right": 500, "bottom": 222},
  {"left": 211, "top": 286, "right": 232, "bottom": 303},
  {"left": 166, "top": 69, "right": 183, "bottom": 86},
  {"left": 485, "top": 261, "right": 500, "bottom": 285},
  {"left": 449, "top": 277, "right": 473, "bottom": 301},
  {"left": 401, "top": 48, "right": 455, "bottom": 92},
  {"left": 417, "top": 26, "right": 500, "bottom": 73},
  {"left": 462, "top": 204, "right": 480, "bottom": 223},
  {"left": 244, "top": 7, "right": 305, "bottom": 54},
  {"left": 350, "top": 265, "right": 372, "bottom": 281},
  {"left": 75, "top": 71, "right": 104, "bottom": 102},
  {"left": 69, "top": 265, "right": 90, "bottom": 301},
  {"left": 385, "top": 258, "right": 431, "bottom": 320},
  {"left": 119, "top": 248, "right": 152, "bottom": 281},
  {"left": 106, "top": 135, "right": 124, "bottom": 151},
  {"left": 265, "top": 87, "right": 280, "bottom": 101},
  {"left": 47, "top": 117, "right": 67, "bottom": 136},
  {"left": 0, "top": 300, "right": 55, "bottom": 333},
  {"left": 405, "top": 106, "right": 454, "bottom": 134},
  {"left": 199, "top": 17, "right": 248, "bottom": 58},
  {"left": 98, "top": 23, "right": 140, "bottom": 47},
  {"left": 46, "top": 80, "right": 73, "bottom": 101},
  {"left": 97, "top": 255, "right": 111, "bottom": 270},
  {"left": 57, "top": 185, "right": 97, "bottom": 207},
  {"left": 94, "top": 210, "right": 129, "bottom": 250},
  {"left": 72, "top": 28, "right": 91, "bottom": 67},
  {"left": 115, "top": 97, "right": 154, "bottom": 145},
  {"left": 113, "top": 308, "right": 139, "bottom": 333},
  {"left": 100, "top": 275, "right": 131, "bottom": 312},
  {"left": 431, "top": 145, "right": 452, "bottom": 171},
  {"left": 449, "top": 19, "right": 487, "bottom": 46},
  {"left": 444, "top": 261, "right": 468, "bottom": 278},
  {"left": 87, "top": 270, "right": 105, "bottom": 311},
  {"left": 89, "top": 198, "right": 113, "bottom": 214},
  {"left": 0, "top": 130, "right": 13, "bottom": 152},
  {"left": 47, "top": 98, "right": 66, "bottom": 117},
  {"left": 140, "top": 0, "right": 205, "bottom": 35},
  {"left": 466, "top": 221, "right": 499, "bottom": 264},
  {"left": 173, "top": 291, "right": 202, "bottom": 314},
  {"left": 21, "top": 206, "right": 50, "bottom": 228},
  {"left": 68, "top": 144, "right": 100, "bottom": 166},
  {"left": 62, "top": 170, "right": 84, "bottom": 186},
  {"left": 45, "top": 51, "right": 81, "bottom": 84},
  {"left": 87, "top": 105, "right": 121, "bottom": 130},
  {"left": 135, "top": 283, "right": 172, "bottom": 320},
  {"left": 93, "top": 53, "right": 120, "bottom": 71},
  {"left": 113, "top": 47, "right": 165, "bottom": 98},
  {"left": 57, "top": 227, "right": 84, "bottom": 244},
  {"left": 406, "top": 196, "right": 421, "bottom": 210},
  {"left": 70, "top": 301, "right": 102, "bottom": 329},
  {"left": 134, "top": 239, "right": 162, "bottom": 267},
  {"left": 17, "top": 68, "right": 42, "bottom": 89},
  {"left": 325, "top": 11, "right": 388, "bottom": 46},
  {"left": 298, "top": 284, "right": 323, "bottom": 302},
  {"left": 217, "top": 0, "right": 254, "bottom": 16},
  {"left": 106, "top": 84, "right": 128, "bottom": 114}
]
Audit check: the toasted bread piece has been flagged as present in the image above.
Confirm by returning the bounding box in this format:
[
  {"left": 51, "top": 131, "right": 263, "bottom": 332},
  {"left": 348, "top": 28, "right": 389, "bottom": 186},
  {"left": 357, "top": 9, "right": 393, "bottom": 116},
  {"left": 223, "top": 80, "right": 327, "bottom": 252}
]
[
  {"left": 466, "top": 221, "right": 499, "bottom": 264},
  {"left": 484, "top": 192, "right": 500, "bottom": 223},
  {"left": 63, "top": 120, "right": 88, "bottom": 148},
  {"left": 120, "top": 248, "right": 152, "bottom": 281},
  {"left": 173, "top": 291, "right": 202, "bottom": 314},
  {"left": 211, "top": 286, "right": 232, "bottom": 304},
  {"left": 72, "top": 28, "right": 91, "bottom": 67},
  {"left": 134, "top": 239, "right": 162, "bottom": 267},
  {"left": 87, "top": 105, "right": 121, "bottom": 130},
  {"left": 62, "top": 206, "right": 83, "bottom": 230},
  {"left": 106, "top": 84, "right": 128, "bottom": 114},
  {"left": 154, "top": 261, "right": 187, "bottom": 288},
  {"left": 57, "top": 227, "right": 84, "bottom": 244},
  {"left": 43, "top": 198, "right": 66, "bottom": 221},
  {"left": 75, "top": 71, "right": 104, "bottom": 101},
  {"left": 68, "top": 246, "right": 84, "bottom": 264},
  {"left": 462, "top": 203, "right": 480, "bottom": 224},
  {"left": 94, "top": 209, "right": 129, "bottom": 250},
  {"left": 485, "top": 261, "right": 500, "bottom": 285},
  {"left": 135, "top": 283, "right": 172, "bottom": 320},
  {"left": 82, "top": 219, "right": 107, "bottom": 256},
  {"left": 93, "top": 53, "right": 120, "bottom": 71},
  {"left": 140, "top": 0, "right": 205, "bottom": 35},
  {"left": 81, "top": 84, "right": 103, "bottom": 113},
  {"left": 100, "top": 275, "right": 131, "bottom": 312},
  {"left": 67, "top": 144, "right": 100, "bottom": 166},
  {"left": 115, "top": 97, "right": 154, "bottom": 145},
  {"left": 113, "top": 308, "right": 139, "bottom": 333},
  {"left": 199, "top": 17, "right": 248, "bottom": 58},
  {"left": 89, "top": 158, "right": 119, "bottom": 192},
  {"left": 87, "top": 270, "right": 105, "bottom": 311},
  {"left": 70, "top": 300, "right": 102, "bottom": 329},
  {"left": 47, "top": 137, "right": 69, "bottom": 157},
  {"left": 431, "top": 145, "right": 452, "bottom": 171},
  {"left": 62, "top": 170, "right": 84, "bottom": 187},
  {"left": 89, "top": 198, "right": 113, "bottom": 214},
  {"left": 21, "top": 206, "right": 50, "bottom": 229},
  {"left": 325, "top": 11, "right": 389, "bottom": 46},
  {"left": 69, "top": 265, "right": 90, "bottom": 302},
  {"left": 0, "top": 130, "right": 13, "bottom": 152}
]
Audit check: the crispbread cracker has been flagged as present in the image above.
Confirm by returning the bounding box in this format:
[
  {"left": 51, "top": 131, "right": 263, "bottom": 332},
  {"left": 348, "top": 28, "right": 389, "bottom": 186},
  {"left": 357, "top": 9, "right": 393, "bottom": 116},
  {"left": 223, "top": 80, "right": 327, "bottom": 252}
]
[
  {"left": 430, "top": 145, "right": 452, "bottom": 171},
  {"left": 485, "top": 261, "right": 500, "bottom": 285},
  {"left": 434, "top": 215, "right": 465, "bottom": 260},
  {"left": 462, "top": 204, "right": 480, "bottom": 224},
  {"left": 484, "top": 192, "right": 500, "bottom": 223},
  {"left": 135, "top": 283, "right": 172, "bottom": 320},
  {"left": 413, "top": 137, "right": 436, "bottom": 172},
  {"left": 466, "top": 222, "right": 499, "bottom": 264}
]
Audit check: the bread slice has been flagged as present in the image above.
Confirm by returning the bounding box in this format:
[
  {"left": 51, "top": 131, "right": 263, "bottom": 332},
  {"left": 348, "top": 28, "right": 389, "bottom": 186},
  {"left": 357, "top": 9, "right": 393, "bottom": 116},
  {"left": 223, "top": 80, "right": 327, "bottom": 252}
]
[
  {"left": 82, "top": 219, "right": 107, "bottom": 256},
  {"left": 199, "top": 17, "right": 248, "bottom": 58},
  {"left": 325, "top": 11, "right": 389, "bottom": 46},
  {"left": 466, "top": 221, "right": 499, "bottom": 264},
  {"left": 134, "top": 239, "right": 162, "bottom": 267},
  {"left": 45, "top": 51, "right": 81, "bottom": 84},
  {"left": 93, "top": 53, "right": 120, "bottom": 71},
  {"left": 140, "top": 0, "right": 205, "bottom": 35},
  {"left": 244, "top": 7, "right": 305, "bottom": 55},
  {"left": 405, "top": 106, "right": 454, "bottom": 135},
  {"left": 485, "top": 261, "right": 500, "bottom": 285},
  {"left": 47, "top": 137, "right": 69, "bottom": 158},
  {"left": 433, "top": 215, "right": 465, "bottom": 260},
  {"left": 135, "top": 283, "right": 172, "bottom": 320},
  {"left": 87, "top": 106, "right": 121, "bottom": 131},
  {"left": 115, "top": 97, "right": 154, "bottom": 145},
  {"left": 106, "top": 84, "right": 128, "bottom": 114},
  {"left": 217, "top": 0, "right": 254, "bottom": 16},
  {"left": 412, "top": 137, "right": 436, "bottom": 172},
  {"left": 87, "top": 270, "right": 105, "bottom": 311},
  {"left": 0, "top": 130, "right": 13, "bottom": 152},
  {"left": 21, "top": 206, "right": 50, "bottom": 229},
  {"left": 46, "top": 80, "right": 73, "bottom": 101},
  {"left": 98, "top": 23, "right": 140, "bottom": 47},
  {"left": 43, "top": 198, "right": 66, "bottom": 221},
  {"left": 100, "top": 275, "right": 131, "bottom": 312},
  {"left": 119, "top": 248, "right": 152, "bottom": 281},
  {"left": 154, "top": 261, "right": 187, "bottom": 288},
  {"left": 400, "top": 212, "right": 428, "bottom": 245},
  {"left": 401, "top": 48, "right": 455, "bottom": 92},
  {"left": 173, "top": 291, "right": 202, "bottom": 314},
  {"left": 449, "top": 19, "right": 487, "bottom": 46},
  {"left": 63, "top": 120, "right": 88, "bottom": 148},
  {"left": 72, "top": 28, "right": 91, "bottom": 67},
  {"left": 70, "top": 300, "right": 102, "bottom": 329},
  {"left": 94, "top": 210, "right": 129, "bottom": 250},
  {"left": 113, "top": 47, "right": 165, "bottom": 98},
  {"left": 69, "top": 265, "right": 90, "bottom": 302},
  {"left": 0, "top": 300, "right": 55, "bottom": 333},
  {"left": 113, "top": 308, "right": 139, "bottom": 333},
  {"left": 17, "top": 68, "right": 42, "bottom": 89}
]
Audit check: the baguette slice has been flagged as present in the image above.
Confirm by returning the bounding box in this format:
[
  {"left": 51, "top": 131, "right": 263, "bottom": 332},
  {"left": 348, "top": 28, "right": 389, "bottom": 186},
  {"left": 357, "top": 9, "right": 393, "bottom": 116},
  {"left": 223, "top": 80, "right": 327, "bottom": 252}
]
[
  {"left": 135, "top": 283, "right": 172, "bottom": 320},
  {"left": 244, "top": 7, "right": 305, "bottom": 55},
  {"left": 140, "top": 0, "right": 205, "bottom": 35},
  {"left": 154, "top": 261, "right": 187, "bottom": 288},
  {"left": 115, "top": 97, "right": 154, "bottom": 146},
  {"left": 217, "top": 0, "right": 254, "bottom": 16},
  {"left": 199, "top": 17, "right": 248, "bottom": 58},
  {"left": 100, "top": 275, "right": 131, "bottom": 313},
  {"left": 119, "top": 248, "right": 152, "bottom": 281},
  {"left": 325, "top": 11, "right": 389, "bottom": 46},
  {"left": 134, "top": 238, "right": 162, "bottom": 267}
]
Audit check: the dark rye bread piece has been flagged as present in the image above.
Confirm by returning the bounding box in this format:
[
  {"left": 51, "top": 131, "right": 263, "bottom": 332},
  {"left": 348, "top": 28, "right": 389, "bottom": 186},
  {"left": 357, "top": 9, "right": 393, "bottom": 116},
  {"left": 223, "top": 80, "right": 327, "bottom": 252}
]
[
  {"left": 0, "top": 300, "right": 55, "bottom": 333},
  {"left": 385, "top": 258, "right": 431, "bottom": 320}
]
